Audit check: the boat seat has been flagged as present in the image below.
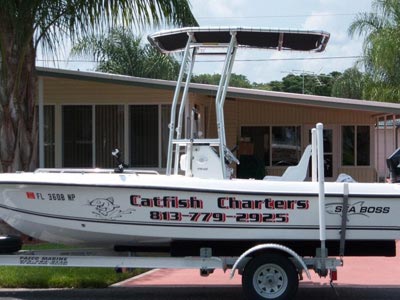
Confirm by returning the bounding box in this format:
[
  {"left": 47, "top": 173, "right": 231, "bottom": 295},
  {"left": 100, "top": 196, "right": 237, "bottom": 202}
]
[
  {"left": 263, "top": 145, "right": 312, "bottom": 181},
  {"left": 336, "top": 173, "right": 357, "bottom": 182}
]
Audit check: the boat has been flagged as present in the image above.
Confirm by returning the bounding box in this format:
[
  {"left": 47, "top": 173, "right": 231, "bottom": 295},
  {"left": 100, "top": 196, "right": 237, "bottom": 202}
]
[{"left": 0, "top": 27, "right": 398, "bottom": 257}]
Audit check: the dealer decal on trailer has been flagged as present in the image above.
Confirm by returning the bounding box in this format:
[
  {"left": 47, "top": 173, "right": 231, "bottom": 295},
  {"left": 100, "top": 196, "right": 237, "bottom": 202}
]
[
  {"left": 130, "top": 195, "right": 310, "bottom": 224},
  {"left": 19, "top": 256, "right": 68, "bottom": 266}
]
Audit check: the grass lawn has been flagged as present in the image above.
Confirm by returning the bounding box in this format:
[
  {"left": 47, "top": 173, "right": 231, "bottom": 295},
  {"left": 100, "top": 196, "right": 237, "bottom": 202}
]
[{"left": 0, "top": 243, "right": 145, "bottom": 288}]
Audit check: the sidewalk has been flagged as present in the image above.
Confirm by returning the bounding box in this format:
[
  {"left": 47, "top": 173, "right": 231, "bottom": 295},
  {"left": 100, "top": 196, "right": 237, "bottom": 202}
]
[{"left": 117, "top": 241, "right": 400, "bottom": 288}]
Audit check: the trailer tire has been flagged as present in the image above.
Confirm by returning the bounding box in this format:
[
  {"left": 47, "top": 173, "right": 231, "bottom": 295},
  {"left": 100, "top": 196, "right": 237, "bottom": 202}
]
[{"left": 242, "top": 253, "right": 298, "bottom": 300}]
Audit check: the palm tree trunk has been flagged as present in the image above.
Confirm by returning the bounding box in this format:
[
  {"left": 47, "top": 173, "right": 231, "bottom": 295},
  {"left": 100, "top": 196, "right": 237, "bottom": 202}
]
[
  {"left": 0, "top": 33, "right": 37, "bottom": 173},
  {"left": 0, "top": 28, "right": 37, "bottom": 235}
]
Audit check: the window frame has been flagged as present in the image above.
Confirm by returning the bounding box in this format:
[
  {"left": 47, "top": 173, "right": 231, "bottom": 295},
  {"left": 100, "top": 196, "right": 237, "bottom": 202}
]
[
  {"left": 240, "top": 125, "right": 302, "bottom": 168},
  {"left": 341, "top": 125, "right": 371, "bottom": 167},
  {"left": 43, "top": 105, "right": 55, "bottom": 168}
]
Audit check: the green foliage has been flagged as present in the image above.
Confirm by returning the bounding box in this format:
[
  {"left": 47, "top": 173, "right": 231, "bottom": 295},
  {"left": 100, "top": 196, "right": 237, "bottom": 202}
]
[
  {"left": 0, "top": 243, "right": 144, "bottom": 288},
  {"left": 192, "top": 73, "right": 252, "bottom": 88},
  {"left": 252, "top": 81, "right": 281, "bottom": 91},
  {"left": 0, "top": 266, "right": 141, "bottom": 288},
  {"left": 348, "top": 0, "right": 400, "bottom": 102},
  {"left": 192, "top": 71, "right": 344, "bottom": 97},
  {"left": 228, "top": 74, "right": 252, "bottom": 88},
  {"left": 253, "top": 72, "right": 341, "bottom": 96},
  {"left": 71, "top": 27, "right": 180, "bottom": 80},
  {"left": 282, "top": 74, "right": 304, "bottom": 94},
  {"left": 0, "top": 0, "right": 197, "bottom": 172},
  {"left": 42, "top": 0, "right": 197, "bottom": 54},
  {"left": 331, "top": 67, "right": 365, "bottom": 99}
]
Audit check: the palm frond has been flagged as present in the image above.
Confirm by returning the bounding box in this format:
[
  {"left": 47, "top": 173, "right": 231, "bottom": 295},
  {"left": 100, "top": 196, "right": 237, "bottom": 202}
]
[
  {"left": 71, "top": 26, "right": 179, "bottom": 80},
  {"left": 348, "top": 0, "right": 400, "bottom": 102}
]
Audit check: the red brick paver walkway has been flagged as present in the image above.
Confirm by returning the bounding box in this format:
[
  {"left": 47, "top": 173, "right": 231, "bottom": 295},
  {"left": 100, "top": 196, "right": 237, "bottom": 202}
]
[{"left": 117, "top": 241, "right": 400, "bottom": 287}]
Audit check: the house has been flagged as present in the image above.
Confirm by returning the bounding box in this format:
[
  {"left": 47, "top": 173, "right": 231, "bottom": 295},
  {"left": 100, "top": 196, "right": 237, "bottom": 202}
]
[{"left": 36, "top": 67, "right": 400, "bottom": 182}]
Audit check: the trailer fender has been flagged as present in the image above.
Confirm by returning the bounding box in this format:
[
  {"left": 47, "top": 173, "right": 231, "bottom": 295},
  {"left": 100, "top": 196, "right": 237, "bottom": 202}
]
[{"left": 230, "top": 243, "right": 311, "bottom": 280}]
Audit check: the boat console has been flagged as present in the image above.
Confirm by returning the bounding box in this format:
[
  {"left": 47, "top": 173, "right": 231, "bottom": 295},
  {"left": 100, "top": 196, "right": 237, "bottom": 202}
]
[
  {"left": 387, "top": 148, "right": 400, "bottom": 182},
  {"left": 148, "top": 27, "right": 330, "bottom": 180}
]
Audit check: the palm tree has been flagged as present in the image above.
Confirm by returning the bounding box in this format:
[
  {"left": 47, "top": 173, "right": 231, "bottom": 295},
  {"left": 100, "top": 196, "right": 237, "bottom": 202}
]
[
  {"left": 331, "top": 67, "right": 365, "bottom": 99},
  {"left": 348, "top": 0, "right": 400, "bottom": 102},
  {"left": 0, "top": 0, "right": 197, "bottom": 173},
  {"left": 71, "top": 27, "right": 180, "bottom": 80}
]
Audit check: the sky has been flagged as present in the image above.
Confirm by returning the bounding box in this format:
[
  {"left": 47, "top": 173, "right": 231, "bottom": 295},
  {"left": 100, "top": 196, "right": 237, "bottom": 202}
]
[{"left": 36, "top": 0, "right": 374, "bottom": 83}]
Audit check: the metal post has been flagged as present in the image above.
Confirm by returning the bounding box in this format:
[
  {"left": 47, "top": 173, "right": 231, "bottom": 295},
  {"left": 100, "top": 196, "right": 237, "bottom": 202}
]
[
  {"left": 215, "top": 32, "right": 237, "bottom": 179},
  {"left": 173, "top": 48, "right": 197, "bottom": 175},
  {"left": 311, "top": 128, "right": 317, "bottom": 181},
  {"left": 219, "top": 44, "right": 238, "bottom": 146},
  {"left": 166, "top": 33, "right": 193, "bottom": 175},
  {"left": 316, "top": 123, "right": 327, "bottom": 257}
]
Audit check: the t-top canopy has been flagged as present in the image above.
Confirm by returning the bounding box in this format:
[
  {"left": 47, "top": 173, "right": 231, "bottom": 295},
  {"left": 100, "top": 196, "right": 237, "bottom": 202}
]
[{"left": 148, "top": 27, "right": 330, "bottom": 53}]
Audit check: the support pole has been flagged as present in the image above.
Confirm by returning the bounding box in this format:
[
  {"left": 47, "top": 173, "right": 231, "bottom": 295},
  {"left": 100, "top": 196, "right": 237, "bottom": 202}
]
[
  {"left": 340, "top": 183, "right": 349, "bottom": 257},
  {"left": 215, "top": 32, "right": 237, "bottom": 179},
  {"left": 219, "top": 39, "right": 238, "bottom": 146},
  {"left": 173, "top": 48, "right": 197, "bottom": 175},
  {"left": 311, "top": 128, "right": 317, "bottom": 182},
  {"left": 166, "top": 33, "right": 193, "bottom": 175},
  {"left": 317, "top": 123, "right": 326, "bottom": 248},
  {"left": 316, "top": 123, "right": 327, "bottom": 274}
]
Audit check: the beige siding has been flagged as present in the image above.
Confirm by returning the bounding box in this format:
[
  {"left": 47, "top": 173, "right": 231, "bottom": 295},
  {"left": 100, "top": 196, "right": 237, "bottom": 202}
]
[
  {"left": 224, "top": 100, "right": 239, "bottom": 148},
  {"left": 266, "top": 167, "right": 286, "bottom": 177},
  {"left": 338, "top": 167, "right": 377, "bottom": 182},
  {"left": 193, "top": 96, "right": 238, "bottom": 148},
  {"left": 267, "top": 166, "right": 377, "bottom": 182},
  {"left": 43, "top": 77, "right": 174, "bottom": 105},
  {"left": 237, "top": 100, "right": 373, "bottom": 125},
  {"left": 40, "top": 75, "right": 379, "bottom": 182}
]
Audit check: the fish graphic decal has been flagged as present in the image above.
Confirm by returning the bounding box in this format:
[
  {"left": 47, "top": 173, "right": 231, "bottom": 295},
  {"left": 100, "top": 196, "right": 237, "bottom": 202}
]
[{"left": 88, "top": 197, "right": 135, "bottom": 219}]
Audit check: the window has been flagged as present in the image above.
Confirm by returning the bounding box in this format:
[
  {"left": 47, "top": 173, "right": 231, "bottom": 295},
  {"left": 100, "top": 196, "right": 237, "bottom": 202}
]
[
  {"left": 308, "top": 128, "right": 333, "bottom": 177},
  {"left": 95, "top": 105, "right": 124, "bottom": 168},
  {"left": 240, "top": 126, "right": 301, "bottom": 167},
  {"left": 130, "top": 105, "right": 159, "bottom": 167},
  {"left": 63, "top": 106, "right": 93, "bottom": 168},
  {"left": 161, "top": 104, "right": 172, "bottom": 168},
  {"left": 241, "top": 126, "right": 270, "bottom": 166},
  {"left": 129, "top": 104, "right": 176, "bottom": 168},
  {"left": 342, "top": 125, "right": 370, "bottom": 166},
  {"left": 61, "top": 104, "right": 174, "bottom": 168},
  {"left": 62, "top": 105, "right": 125, "bottom": 168},
  {"left": 272, "top": 126, "right": 301, "bottom": 166}
]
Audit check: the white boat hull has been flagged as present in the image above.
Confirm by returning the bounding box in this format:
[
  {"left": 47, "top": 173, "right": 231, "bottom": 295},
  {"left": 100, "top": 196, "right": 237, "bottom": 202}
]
[{"left": 0, "top": 172, "right": 399, "bottom": 248}]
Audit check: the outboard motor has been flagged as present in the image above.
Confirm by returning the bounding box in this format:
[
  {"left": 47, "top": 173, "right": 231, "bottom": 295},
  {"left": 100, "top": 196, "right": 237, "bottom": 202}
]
[{"left": 386, "top": 148, "right": 400, "bottom": 183}]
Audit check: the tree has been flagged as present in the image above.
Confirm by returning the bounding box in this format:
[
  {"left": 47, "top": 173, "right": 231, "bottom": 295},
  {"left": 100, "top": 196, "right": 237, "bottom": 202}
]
[
  {"left": 252, "top": 81, "right": 282, "bottom": 91},
  {"left": 0, "top": 0, "right": 197, "bottom": 173},
  {"left": 331, "top": 67, "right": 365, "bottom": 99},
  {"left": 271, "top": 72, "right": 340, "bottom": 96},
  {"left": 281, "top": 74, "right": 304, "bottom": 94},
  {"left": 191, "top": 73, "right": 252, "bottom": 88},
  {"left": 71, "top": 27, "right": 180, "bottom": 80},
  {"left": 348, "top": 0, "right": 400, "bottom": 102}
]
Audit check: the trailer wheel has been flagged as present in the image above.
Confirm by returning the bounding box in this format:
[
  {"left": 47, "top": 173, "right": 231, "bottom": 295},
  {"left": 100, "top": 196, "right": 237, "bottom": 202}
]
[{"left": 242, "top": 253, "right": 298, "bottom": 300}]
